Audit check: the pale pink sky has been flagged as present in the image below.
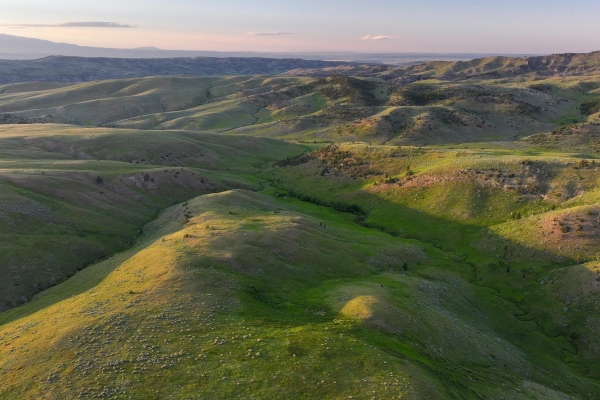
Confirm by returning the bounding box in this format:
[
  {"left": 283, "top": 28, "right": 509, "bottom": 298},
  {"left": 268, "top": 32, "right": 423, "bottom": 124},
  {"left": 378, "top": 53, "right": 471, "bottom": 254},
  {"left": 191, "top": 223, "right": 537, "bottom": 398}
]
[{"left": 1, "top": 0, "right": 599, "bottom": 54}]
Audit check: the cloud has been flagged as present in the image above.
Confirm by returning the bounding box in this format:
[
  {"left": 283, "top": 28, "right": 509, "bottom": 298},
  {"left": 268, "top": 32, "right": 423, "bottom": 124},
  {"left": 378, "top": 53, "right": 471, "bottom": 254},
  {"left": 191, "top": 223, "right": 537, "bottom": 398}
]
[
  {"left": 1, "top": 22, "right": 135, "bottom": 28},
  {"left": 361, "top": 35, "right": 397, "bottom": 41},
  {"left": 246, "top": 32, "right": 294, "bottom": 36}
]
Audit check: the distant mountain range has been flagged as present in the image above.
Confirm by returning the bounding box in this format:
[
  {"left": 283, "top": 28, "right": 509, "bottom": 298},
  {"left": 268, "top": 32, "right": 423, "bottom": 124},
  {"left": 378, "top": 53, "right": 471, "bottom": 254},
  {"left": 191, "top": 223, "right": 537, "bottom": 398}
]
[
  {"left": 1, "top": 34, "right": 597, "bottom": 85},
  {"left": 285, "top": 51, "right": 600, "bottom": 82},
  {"left": 0, "top": 51, "right": 599, "bottom": 85},
  {"left": 0, "top": 56, "right": 352, "bottom": 84},
  {"left": 0, "top": 33, "right": 529, "bottom": 65}
]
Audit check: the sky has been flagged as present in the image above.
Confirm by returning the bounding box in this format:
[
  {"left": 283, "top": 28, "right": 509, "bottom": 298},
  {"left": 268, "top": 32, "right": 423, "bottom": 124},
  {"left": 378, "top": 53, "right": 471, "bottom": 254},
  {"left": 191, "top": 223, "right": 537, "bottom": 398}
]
[{"left": 1, "top": 0, "right": 599, "bottom": 54}]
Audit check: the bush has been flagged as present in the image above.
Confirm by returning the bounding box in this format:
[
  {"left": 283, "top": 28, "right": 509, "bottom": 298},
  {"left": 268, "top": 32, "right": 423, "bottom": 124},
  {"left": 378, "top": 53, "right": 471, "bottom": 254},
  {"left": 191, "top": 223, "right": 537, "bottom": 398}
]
[
  {"left": 581, "top": 96, "right": 600, "bottom": 116},
  {"left": 287, "top": 189, "right": 366, "bottom": 215},
  {"left": 392, "top": 84, "right": 448, "bottom": 106},
  {"left": 316, "top": 76, "right": 380, "bottom": 106},
  {"left": 529, "top": 83, "right": 554, "bottom": 92}
]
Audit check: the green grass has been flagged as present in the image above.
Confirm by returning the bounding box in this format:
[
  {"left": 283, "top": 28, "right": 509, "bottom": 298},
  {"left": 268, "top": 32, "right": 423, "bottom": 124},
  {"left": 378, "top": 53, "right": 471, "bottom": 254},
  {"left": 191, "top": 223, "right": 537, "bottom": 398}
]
[
  {"left": 0, "top": 124, "right": 305, "bottom": 310},
  {"left": 0, "top": 73, "right": 587, "bottom": 145},
  {"left": 266, "top": 142, "right": 600, "bottom": 383},
  {"left": 2, "top": 69, "right": 600, "bottom": 398},
  {"left": 2, "top": 189, "right": 598, "bottom": 399}
]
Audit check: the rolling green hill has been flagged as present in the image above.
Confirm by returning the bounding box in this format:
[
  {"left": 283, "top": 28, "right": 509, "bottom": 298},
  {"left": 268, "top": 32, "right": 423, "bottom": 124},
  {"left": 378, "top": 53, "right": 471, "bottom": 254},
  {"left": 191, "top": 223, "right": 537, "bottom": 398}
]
[
  {"left": 2, "top": 54, "right": 600, "bottom": 398},
  {"left": 2, "top": 73, "right": 599, "bottom": 145},
  {"left": 2, "top": 123, "right": 600, "bottom": 398},
  {"left": 0, "top": 124, "right": 303, "bottom": 310},
  {"left": 1, "top": 189, "right": 599, "bottom": 399},
  {"left": 267, "top": 141, "right": 600, "bottom": 380}
]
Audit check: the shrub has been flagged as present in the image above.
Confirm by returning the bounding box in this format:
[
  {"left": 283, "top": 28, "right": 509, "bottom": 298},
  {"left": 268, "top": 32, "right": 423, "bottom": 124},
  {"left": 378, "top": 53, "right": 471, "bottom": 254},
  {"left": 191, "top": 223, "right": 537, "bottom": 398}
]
[
  {"left": 286, "top": 189, "right": 366, "bottom": 215},
  {"left": 392, "top": 84, "right": 448, "bottom": 106},
  {"left": 580, "top": 96, "right": 600, "bottom": 116},
  {"left": 316, "top": 76, "right": 380, "bottom": 106}
]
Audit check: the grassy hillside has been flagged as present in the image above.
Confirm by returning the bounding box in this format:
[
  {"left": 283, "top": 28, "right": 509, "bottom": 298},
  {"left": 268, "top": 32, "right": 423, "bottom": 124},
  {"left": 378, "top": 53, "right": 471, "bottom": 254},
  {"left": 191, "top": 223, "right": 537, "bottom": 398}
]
[
  {"left": 1, "top": 190, "right": 598, "bottom": 399},
  {"left": 522, "top": 123, "right": 600, "bottom": 154},
  {"left": 3, "top": 74, "right": 598, "bottom": 145},
  {"left": 2, "top": 64, "right": 600, "bottom": 398},
  {"left": 0, "top": 76, "right": 306, "bottom": 126},
  {"left": 267, "top": 142, "right": 600, "bottom": 379},
  {"left": 0, "top": 124, "right": 304, "bottom": 310}
]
